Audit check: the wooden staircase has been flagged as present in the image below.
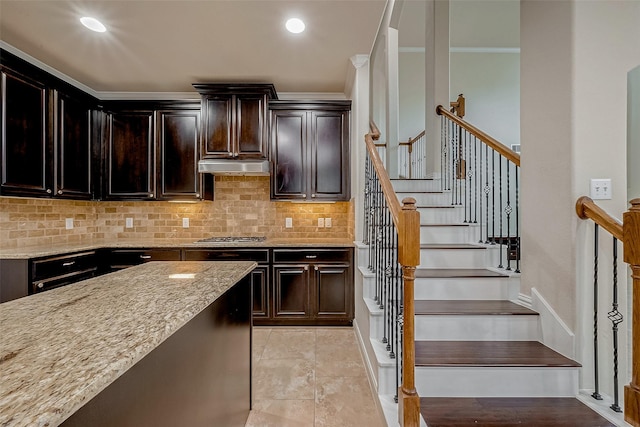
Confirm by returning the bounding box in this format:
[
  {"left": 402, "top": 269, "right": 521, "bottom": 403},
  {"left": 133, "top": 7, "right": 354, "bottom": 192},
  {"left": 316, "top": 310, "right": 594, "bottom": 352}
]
[{"left": 357, "top": 178, "right": 617, "bottom": 426}]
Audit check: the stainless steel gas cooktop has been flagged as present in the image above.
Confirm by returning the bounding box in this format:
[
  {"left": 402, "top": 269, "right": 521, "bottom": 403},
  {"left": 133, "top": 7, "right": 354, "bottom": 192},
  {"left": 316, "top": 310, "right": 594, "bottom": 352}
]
[{"left": 194, "top": 236, "right": 267, "bottom": 243}]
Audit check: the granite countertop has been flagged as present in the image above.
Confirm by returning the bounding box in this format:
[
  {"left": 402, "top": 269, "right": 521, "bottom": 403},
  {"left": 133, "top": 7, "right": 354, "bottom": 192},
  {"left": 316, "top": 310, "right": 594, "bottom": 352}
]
[
  {"left": 0, "top": 237, "right": 355, "bottom": 259},
  {"left": 0, "top": 260, "right": 256, "bottom": 427}
]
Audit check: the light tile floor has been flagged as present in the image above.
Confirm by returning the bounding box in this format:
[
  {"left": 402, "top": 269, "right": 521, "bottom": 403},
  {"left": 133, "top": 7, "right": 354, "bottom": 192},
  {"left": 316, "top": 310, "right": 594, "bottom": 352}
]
[{"left": 245, "top": 327, "right": 386, "bottom": 427}]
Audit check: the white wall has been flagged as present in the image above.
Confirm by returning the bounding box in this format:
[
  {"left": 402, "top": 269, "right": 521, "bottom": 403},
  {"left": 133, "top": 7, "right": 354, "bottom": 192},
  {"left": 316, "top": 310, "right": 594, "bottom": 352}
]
[
  {"left": 450, "top": 52, "right": 520, "bottom": 147},
  {"left": 399, "top": 51, "right": 425, "bottom": 142}
]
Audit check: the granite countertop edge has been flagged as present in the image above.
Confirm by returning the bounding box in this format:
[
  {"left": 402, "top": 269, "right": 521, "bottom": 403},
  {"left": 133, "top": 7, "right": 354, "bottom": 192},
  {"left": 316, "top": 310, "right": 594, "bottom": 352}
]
[
  {"left": 0, "top": 260, "right": 257, "bottom": 427},
  {"left": 0, "top": 238, "right": 356, "bottom": 259}
]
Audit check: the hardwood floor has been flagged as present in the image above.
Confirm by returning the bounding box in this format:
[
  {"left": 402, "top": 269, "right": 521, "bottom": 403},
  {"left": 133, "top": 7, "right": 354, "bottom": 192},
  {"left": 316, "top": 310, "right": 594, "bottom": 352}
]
[
  {"left": 415, "top": 341, "right": 581, "bottom": 367},
  {"left": 414, "top": 300, "right": 537, "bottom": 315},
  {"left": 420, "top": 397, "right": 616, "bottom": 426}
]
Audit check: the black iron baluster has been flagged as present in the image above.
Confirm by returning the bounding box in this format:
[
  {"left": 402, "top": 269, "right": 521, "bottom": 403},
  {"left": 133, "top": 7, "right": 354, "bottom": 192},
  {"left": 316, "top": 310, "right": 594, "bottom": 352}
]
[
  {"left": 473, "top": 136, "right": 478, "bottom": 223},
  {"left": 609, "top": 236, "right": 623, "bottom": 412},
  {"left": 484, "top": 145, "right": 490, "bottom": 244},
  {"left": 505, "top": 161, "right": 512, "bottom": 270},
  {"left": 478, "top": 137, "right": 484, "bottom": 242},
  {"left": 515, "top": 166, "right": 520, "bottom": 273},
  {"left": 467, "top": 131, "right": 472, "bottom": 223},
  {"left": 592, "top": 223, "right": 602, "bottom": 400},
  {"left": 498, "top": 156, "right": 504, "bottom": 268},
  {"left": 491, "top": 149, "right": 496, "bottom": 245},
  {"left": 463, "top": 129, "right": 468, "bottom": 223}
]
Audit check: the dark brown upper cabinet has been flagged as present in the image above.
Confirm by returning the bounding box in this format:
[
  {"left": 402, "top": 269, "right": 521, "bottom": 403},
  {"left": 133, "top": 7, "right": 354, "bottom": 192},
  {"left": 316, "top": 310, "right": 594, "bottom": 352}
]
[
  {"left": 156, "top": 107, "right": 202, "bottom": 201},
  {"left": 0, "top": 67, "right": 52, "bottom": 197},
  {"left": 54, "top": 89, "right": 95, "bottom": 199},
  {"left": 103, "top": 101, "right": 208, "bottom": 202},
  {"left": 270, "top": 101, "right": 351, "bottom": 201},
  {"left": 1, "top": 51, "right": 99, "bottom": 200},
  {"left": 193, "top": 84, "right": 277, "bottom": 159},
  {"left": 104, "top": 108, "right": 155, "bottom": 200}
]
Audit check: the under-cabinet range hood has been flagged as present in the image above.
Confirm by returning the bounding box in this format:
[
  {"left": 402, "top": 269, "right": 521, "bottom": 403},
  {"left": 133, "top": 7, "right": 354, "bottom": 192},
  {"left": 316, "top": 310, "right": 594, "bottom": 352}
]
[{"left": 198, "top": 159, "right": 270, "bottom": 175}]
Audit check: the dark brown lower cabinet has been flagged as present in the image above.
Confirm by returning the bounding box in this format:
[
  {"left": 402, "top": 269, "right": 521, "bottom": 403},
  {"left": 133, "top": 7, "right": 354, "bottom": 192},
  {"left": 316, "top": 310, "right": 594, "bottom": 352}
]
[
  {"left": 105, "top": 249, "right": 182, "bottom": 271},
  {"left": 259, "top": 248, "right": 353, "bottom": 326}
]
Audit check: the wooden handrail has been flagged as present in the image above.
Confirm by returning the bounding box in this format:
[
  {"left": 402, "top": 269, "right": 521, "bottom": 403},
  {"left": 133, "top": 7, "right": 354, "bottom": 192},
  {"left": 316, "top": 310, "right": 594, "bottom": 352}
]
[
  {"left": 436, "top": 105, "right": 521, "bottom": 166},
  {"left": 365, "top": 131, "right": 402, "bottom": 228},
  {"left": 365, "top": 121, "right": 420, "bottom": 427},
  {"left": 576, "top": 197, "right": 640, "bottom": 425},
  {"left": 575, "top": 196, "right": 623, "bottom": 240}
]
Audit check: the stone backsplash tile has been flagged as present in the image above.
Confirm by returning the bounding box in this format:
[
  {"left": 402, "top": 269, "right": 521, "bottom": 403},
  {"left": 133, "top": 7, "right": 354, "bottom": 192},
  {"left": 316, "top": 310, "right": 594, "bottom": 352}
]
[{"left": 0, "top": 177, "right": 353, "bottom": 248}]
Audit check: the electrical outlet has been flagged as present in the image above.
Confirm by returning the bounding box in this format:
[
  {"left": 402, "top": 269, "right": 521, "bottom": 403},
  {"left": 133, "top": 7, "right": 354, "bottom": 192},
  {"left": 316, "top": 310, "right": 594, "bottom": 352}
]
[
  {"left": 182, "top": 218, "right": 190, "bottom": 228},
  {"left": 590, "top": 178, "right": 612, "bottom": 200},
  {"left": 325, "top": 217, "right": 332, "bottom": 228},
  {"left": 285, "top": 217, "right": 293, "bottom": 228},
  {"left": 65, "top": 218, "right": 73, "bottom": 230},
  {"left": 126, "top": 218, "right": 133, "bottom": 228},
  {"left": 318, "top": 217, "right": 325, "bottom": 228}
]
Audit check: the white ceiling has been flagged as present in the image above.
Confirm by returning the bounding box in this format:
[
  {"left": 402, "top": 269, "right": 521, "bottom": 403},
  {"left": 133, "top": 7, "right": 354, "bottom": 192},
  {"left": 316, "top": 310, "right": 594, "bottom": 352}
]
[{"left": 0, "top": 0, "right": 387, "bottom": 95}]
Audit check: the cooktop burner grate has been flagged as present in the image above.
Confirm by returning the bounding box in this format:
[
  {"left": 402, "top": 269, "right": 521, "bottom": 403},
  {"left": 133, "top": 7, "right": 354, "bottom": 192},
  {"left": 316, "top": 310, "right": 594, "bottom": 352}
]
[{"left": 194, "top": 236, "right": 267, "bottom": 243}]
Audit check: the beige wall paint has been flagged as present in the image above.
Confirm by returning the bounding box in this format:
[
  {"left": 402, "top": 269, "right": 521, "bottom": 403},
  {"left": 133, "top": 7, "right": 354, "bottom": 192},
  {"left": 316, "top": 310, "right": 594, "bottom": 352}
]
[
  {"left": 0, "top": 177, "right": 353, "bottom": 249},
  {"left": 521, "top": 0, "right": 640, "bottom": 396}
]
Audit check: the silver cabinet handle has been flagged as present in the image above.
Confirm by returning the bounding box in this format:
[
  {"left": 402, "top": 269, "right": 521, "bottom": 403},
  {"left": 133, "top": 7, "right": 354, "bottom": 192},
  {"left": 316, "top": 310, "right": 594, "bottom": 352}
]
[
  {"left": 46, "top": 189, "right": 52, "bottom": 194},
  {"left": 304, "top": 266, "right": 308, "bottom": 271},
  {"left": 311, "top": 194, "right": 316, "bottom": 198},
  {"left": 140, "top": 255, "right": 152, "bottom": 259},
  {"left": 302, "top": 194, "right": 306, "bottom": 198},
  {"left": 37, "top": 283, "right": 44, "bottom": 289},
  {"left": 62, "top": 261, "right": 76, "bottom": 267},
  {"left": 57, "top": 190, "right": 63, "bottom": 195},
  {"left": 314, "top": 266, "right": 318, "bottom": 271},
  {"left": 305, "top": 255, "right": 317, "bottom": 259},
  {"left": 195, "top": 193, "right": 200, "bottom": 198},
  {"left": 149, "top": 193, "right": 154, "bottom": 198}
]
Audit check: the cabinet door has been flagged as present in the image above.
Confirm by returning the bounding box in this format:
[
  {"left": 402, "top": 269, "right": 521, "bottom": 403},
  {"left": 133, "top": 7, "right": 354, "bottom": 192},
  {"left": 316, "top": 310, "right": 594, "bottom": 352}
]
[
  {"left": 105, "top": 111, "right": 155, "bottom": 199},
  {"left": 310, "top": 110, "right": 350, "bottom": 201},
  {"left": 55, "top": 90, "right": 93, "bottom": 199},
  {"left": 201, "top": 95, "right": 232, "bottom": 158},
  {"left": 0, "top": 70, "right": 52, "bottom": 197},
  {"left": 273, "top": 264, "right": 310, "bottom": 319},
  {"left": 251, "top": 266, "right": 269, "bottom": 319},
  {"left": 157, "top": 109, "right": 200, "bottom": 200},
  {"left": 313, "top": 264, "right": 353, "bottom": 320},
  {"left": 236, "top": 94, "right": 268, "bottom": 158},
  {"left": 271, "top": 110, "right": 307, "bottom": 199}
]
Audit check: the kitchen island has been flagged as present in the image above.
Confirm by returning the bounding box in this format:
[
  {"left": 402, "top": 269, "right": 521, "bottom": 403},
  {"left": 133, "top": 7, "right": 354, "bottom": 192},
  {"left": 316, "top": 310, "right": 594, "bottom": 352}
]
[{"left": 0, "top": 260, "right": 256, "bottom": 427}]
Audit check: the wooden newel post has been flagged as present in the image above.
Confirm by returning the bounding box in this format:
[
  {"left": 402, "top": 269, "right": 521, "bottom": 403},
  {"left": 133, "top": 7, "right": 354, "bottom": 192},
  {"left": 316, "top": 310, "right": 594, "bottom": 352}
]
[
  {"left": 398, "top": 197, "right": 420, "bottom": 427},
  {"left": 624, "top": 198, "right": 640, "bottom": 426}
]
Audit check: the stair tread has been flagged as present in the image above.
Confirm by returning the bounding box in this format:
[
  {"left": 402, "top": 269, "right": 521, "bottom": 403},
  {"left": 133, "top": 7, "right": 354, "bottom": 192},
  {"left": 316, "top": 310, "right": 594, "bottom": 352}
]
[
  {"left": 420, "top": 243, "right": 485, "bottom": 249},
  {"left": 421, "top": 223, "right": 470, "bottom": 227},
  {"left": 415, "top": 341, "right": 581, "bottom": 367},
  {"left": 416, "top": 205, "right": 458, "bottom": 209},
  {"left": 419, "top": 397, "right": 615, "bottom": 427},
  {"left": 414, "top": 300, "right": 537, "bottom": 315},
  {"left": 415, "top": 268, "right": 509, "bottom": 278}
]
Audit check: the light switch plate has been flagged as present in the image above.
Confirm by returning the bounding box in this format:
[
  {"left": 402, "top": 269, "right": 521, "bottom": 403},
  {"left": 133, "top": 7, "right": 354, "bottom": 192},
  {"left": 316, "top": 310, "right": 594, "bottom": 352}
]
[
  {"left": 325, "top": 218, "right": 332, "bottom": 228},
  {"left": 590, "top": 178, "right": 612, "bottom": 200},
  {"left": 182, "top": 218, "right": 190, "bottom": 228},
  {"left": 65, "top": 218, "right": 73, "bottom": 230},
  {"left": 285, "top": 217, "right": 293, "bottom": 228},
  {"left": 126, "top": 218, "right": 133, "bottom": 228},
  {"left": 318, "top": 218, "right": 325, "bottom": 228}
]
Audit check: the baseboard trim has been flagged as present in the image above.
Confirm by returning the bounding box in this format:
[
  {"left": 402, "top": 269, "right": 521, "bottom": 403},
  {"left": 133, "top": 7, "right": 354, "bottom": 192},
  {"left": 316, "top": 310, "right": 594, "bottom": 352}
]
[
  {"left": 531, "top": 287, "right": 576, "bottom": 359},
  {"left": 354, "top": 320, "right": 388, "bottom": 426},
  {"left": 517, "top": 292, "right": 533, "bottom": 309}
]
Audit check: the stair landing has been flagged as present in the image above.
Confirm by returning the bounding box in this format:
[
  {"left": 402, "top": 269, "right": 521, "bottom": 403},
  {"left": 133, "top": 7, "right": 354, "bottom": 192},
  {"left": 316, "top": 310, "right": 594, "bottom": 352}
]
[{"left": 420, "top": 397, "right": 615, "bottom": 427}]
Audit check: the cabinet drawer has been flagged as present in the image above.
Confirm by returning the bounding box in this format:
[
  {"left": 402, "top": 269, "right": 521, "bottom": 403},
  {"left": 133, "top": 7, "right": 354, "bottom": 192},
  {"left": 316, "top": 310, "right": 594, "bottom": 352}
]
[
  {"left": 107, "top": 249, "right": 182, "bottom": 270},
  {"left": 32, "top": 251, "right": 98, "bottom": 281},
  {"left": 183, "top": 249, "right": 269, "bottom": 263},
  {"left": 273, "top": 249, "right": 350, "bottom": 263},
  {"left": 32, "top": 270, "right": 97, "bottom": 294}
]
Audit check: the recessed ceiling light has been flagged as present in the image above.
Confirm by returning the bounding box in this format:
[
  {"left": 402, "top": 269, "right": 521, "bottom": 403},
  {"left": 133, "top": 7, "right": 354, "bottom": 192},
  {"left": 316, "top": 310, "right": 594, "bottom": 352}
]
[
  {"left": 285, "top": 18, "right": 305, "bottom": 34},
  {"left": 80, "top": 17, "right": 107, "bottom": 33}
]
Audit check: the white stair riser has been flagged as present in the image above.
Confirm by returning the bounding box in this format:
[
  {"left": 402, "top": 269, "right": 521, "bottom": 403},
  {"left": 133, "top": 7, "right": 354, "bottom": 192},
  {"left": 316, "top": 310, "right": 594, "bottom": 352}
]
[
  {"left": 396, "top": 192, "right": 452, "bottom": 205},
  {"left": 420, "top": 248, "right": 488, "bottom": 269},
  {"left": 392, "top": 179, "right": 442, "bottom": 192},
  {"left": 414, "top": 277, "right": 519, "bottom": 300},
  {"left": 415, "top": 367, "right": 579, "bottom": 397},
  {"left": 421, "top": 225, "right": 479, "bottom": 244},
  {"left": 418, "top": 207, "right": 465, "bottom": 223},
  {"left": 414, "top": 315, "right": 540, "bottom": 341}
]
